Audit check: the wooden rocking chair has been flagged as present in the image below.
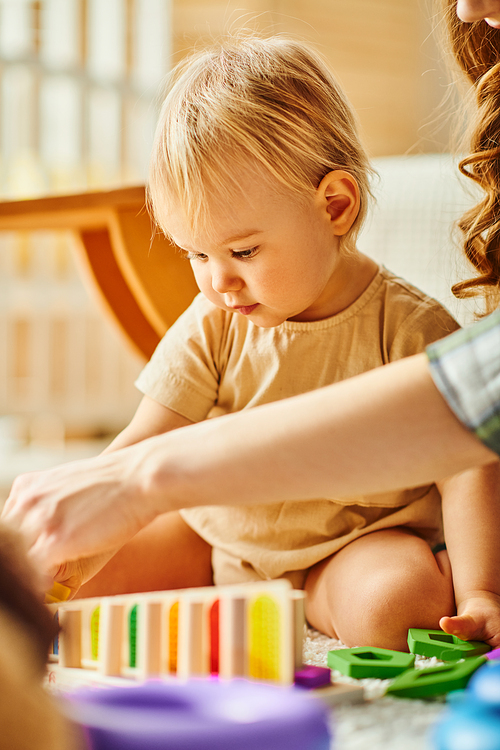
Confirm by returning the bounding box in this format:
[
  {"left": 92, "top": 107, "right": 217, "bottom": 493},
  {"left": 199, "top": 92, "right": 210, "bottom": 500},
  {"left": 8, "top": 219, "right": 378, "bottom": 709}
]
[{"left": 0, "top": 186, "right": 199, "bottom": 359}]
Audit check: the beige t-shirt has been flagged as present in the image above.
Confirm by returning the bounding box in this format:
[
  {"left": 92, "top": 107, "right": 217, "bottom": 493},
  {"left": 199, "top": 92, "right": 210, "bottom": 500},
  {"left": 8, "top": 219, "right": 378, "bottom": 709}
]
[{"left": 136, "top": 266, "right": 460, "bottom": 584}]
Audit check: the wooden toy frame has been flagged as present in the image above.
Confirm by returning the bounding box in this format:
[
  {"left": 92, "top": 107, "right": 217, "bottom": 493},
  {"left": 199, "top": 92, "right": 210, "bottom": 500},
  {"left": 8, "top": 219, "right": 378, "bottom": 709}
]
[{"left": 48, "top": 580, "right": 306, "bottom": 688}]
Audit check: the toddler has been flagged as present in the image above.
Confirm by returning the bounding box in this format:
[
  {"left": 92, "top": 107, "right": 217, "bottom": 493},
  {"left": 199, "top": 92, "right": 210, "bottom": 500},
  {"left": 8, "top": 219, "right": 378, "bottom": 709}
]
[{"left": 52, "top": 36, "right": 499, "bottom": 650}]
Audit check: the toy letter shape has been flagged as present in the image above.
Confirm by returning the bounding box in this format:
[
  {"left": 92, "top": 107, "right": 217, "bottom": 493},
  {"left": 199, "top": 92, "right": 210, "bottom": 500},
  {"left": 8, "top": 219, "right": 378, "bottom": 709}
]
[
  {"left": 408, "top": 629, "right": 490, "bottom": 661},
  {"left": 387, "top": 656, "right": 487, "bottom": 698},
  {"left": 327, "top": 647, "right": 415, "bottom": 679}
]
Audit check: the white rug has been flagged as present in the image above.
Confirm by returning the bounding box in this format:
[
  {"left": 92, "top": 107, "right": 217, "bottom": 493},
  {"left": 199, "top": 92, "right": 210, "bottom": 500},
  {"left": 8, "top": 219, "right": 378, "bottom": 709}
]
[
  {"left": 303, "top": 628, "right": 448, "bottom": 750},
  {"left": 47, "top": 626, "right": 449, "bottom": 749}
]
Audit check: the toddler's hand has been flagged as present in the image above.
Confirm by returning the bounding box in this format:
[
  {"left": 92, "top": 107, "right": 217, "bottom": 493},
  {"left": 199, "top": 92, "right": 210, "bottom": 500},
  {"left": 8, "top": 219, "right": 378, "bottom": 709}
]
[{"left": 440, "top": 592, "right": 500, "bottom": 649}]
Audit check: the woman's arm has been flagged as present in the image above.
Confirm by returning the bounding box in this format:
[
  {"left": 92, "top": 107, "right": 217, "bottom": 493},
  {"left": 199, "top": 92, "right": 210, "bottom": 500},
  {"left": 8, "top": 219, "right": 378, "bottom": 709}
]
[{"left": 2, "top": 352, "right": 496, "bottom": 573}]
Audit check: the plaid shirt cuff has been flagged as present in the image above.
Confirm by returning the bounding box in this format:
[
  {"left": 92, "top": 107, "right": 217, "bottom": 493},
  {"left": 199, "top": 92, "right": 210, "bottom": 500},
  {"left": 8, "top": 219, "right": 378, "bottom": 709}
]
[{"left": 427, "top": 308, "right": 500, "bottom": 456}]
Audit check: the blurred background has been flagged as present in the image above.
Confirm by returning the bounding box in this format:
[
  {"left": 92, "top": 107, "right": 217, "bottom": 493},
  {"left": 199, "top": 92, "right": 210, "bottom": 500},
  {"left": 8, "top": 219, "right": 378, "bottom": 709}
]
[{"left": 0, "top": 0, "right": 457, "bottom": 502}]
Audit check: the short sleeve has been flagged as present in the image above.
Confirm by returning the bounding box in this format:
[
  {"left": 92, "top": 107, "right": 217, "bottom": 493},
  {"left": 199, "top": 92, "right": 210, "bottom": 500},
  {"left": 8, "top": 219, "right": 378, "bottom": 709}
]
[
  {"left": 373, "top": 270, "right": 460, "bottom": 362},
  {"left": 427, "top": 308, "right": 500, "bottom": 455},
  {"left": 134, "top": 294, "right": 225, "bottom": 422}
]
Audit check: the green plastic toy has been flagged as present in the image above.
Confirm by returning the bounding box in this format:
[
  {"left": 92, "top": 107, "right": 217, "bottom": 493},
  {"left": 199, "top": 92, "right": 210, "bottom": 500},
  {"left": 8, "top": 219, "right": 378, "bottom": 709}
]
[
  {"left": 386, "top": 655, "right": 487, "bottom": 698},
  {"left": 327, "top": 647, "right": 415, "bottom": 679},
  {"left": 407, "top": 629, "right": 490, "bottom": 661}
]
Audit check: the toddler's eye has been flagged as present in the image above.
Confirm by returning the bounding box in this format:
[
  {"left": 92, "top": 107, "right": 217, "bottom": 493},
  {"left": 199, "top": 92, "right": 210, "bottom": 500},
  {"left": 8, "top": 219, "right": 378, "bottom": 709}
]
[
  {"left": 232, "top": 247, "right": 257, "bottom": 259},
  {"left": 186, "top": 252, "right": 208, "bottom": 261}
]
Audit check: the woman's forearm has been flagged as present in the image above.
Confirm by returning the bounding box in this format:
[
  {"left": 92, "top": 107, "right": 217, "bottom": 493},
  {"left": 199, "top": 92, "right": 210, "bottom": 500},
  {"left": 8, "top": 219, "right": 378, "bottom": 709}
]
[
  {"left": 3, "top": 353, "right": 496, "bottom": 571},
  {"left": 149, "top": 353, "right": 496, "bottom": 511}
]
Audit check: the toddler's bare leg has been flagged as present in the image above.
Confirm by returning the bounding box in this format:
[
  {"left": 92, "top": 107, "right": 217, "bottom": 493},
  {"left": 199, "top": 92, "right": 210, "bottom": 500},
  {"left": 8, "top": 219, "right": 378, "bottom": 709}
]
[
  {"left": 77, "top": 511, "right": 213, "bottom": 597},
  {"left": 304, "top": 528, "right": 455, "bottom": 651}
]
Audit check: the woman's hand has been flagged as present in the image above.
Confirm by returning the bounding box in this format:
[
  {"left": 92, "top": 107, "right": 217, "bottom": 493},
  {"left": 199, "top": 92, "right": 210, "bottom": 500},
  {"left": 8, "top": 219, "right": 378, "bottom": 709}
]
[
  {"left": 1, "top": 447, "right": 159, "bottom": 574},
  {"left": 1, "top": 399, "right": 196, "bottom": 577}
]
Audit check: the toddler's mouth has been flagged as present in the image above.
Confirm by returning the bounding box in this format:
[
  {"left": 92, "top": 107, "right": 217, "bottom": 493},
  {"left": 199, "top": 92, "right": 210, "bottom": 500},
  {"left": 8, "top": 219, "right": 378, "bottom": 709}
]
[{"left": 232, "top": 304, "right": 259, "bottom": 315}]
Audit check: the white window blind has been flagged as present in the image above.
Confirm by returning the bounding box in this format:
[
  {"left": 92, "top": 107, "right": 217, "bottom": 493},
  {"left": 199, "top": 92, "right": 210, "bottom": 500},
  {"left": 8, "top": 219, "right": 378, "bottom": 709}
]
[{"left": 0, "top": 0, "right": 173, "bottom": 444}]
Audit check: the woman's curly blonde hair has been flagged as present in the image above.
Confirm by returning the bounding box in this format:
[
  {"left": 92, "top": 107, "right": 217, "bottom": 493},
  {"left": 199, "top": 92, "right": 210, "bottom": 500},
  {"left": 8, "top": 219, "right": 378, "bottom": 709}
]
[{"left": 444, "top": 0, "right": 500, "bottom": 313}]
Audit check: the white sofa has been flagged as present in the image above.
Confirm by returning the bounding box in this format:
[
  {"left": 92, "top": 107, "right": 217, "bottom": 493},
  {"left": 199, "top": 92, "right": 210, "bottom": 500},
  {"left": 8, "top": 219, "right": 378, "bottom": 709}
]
[{"left": 358, "top": 153, "right": 481, "bottom": 327}]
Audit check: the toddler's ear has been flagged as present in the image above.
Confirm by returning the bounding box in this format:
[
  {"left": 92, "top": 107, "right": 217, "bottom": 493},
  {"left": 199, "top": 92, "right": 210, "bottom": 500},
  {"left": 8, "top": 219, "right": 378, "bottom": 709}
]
[{"left": 318, "top": 170, "right": 360, "bottom": 236}]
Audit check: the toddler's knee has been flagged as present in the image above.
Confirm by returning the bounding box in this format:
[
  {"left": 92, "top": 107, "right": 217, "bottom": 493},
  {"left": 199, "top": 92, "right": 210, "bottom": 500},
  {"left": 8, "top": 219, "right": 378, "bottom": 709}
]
[
  {"left": 305, "top": 535, "right": 456, "bottom": 651},
  {"left": 354, "top": 559, "right": 455, "bottom": 650}
]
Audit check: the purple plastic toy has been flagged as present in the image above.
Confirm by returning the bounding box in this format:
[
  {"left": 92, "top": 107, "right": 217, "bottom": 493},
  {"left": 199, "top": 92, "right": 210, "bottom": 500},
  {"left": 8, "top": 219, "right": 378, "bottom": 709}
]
[
  {"left": 486, "top": 648, "right": 500, "bottom": 661},
  {"left": 62, "top": 679, "right": 332, "bottom": 750},
  {"left": 294, "top": 665, "right": 332, "bottom": 689}
]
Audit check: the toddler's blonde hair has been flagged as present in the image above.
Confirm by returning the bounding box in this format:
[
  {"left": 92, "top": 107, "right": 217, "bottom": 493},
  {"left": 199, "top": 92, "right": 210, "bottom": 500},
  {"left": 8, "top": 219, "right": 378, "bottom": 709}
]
[{"left": 148, "top": 35, "right": 373, "bottom": 252}]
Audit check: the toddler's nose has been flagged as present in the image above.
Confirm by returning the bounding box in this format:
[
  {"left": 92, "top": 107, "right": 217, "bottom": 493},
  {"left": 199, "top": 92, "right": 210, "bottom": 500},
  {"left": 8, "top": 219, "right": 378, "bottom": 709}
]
[{"left": 211, "top": 266, "right": 243, "bottom": 294}]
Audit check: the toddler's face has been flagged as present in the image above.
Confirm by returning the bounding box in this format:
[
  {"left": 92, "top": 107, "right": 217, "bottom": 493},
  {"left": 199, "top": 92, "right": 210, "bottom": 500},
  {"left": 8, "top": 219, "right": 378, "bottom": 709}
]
[{"left": 165, "top": 168, "right": 347, "bottom": 327}]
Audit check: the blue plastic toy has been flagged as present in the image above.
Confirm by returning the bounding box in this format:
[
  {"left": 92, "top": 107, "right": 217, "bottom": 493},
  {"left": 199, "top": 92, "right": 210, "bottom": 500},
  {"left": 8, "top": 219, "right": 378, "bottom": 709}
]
[
  {"left": 62, "top": 679, "right": 332, "bottom": 750},
  {"left": 433, "top": 662, "right": 500, "bottom": 749}
]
